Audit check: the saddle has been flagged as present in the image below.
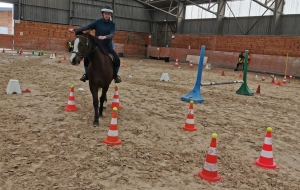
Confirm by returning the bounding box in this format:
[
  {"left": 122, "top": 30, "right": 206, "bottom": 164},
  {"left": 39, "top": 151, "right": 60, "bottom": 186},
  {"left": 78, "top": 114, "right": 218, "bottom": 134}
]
[{"left": 90, "top": 36, "right": 118, "bottom": 79}]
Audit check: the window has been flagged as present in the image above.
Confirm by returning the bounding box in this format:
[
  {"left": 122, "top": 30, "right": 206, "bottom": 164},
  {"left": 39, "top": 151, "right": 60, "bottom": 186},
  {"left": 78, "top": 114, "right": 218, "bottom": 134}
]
[
  {"left": 283, "top": 0, "right": 300, "bottom": 14},
  {"left": 185, "top": 3, "right": 218, "bottom": 19},
  {"left": 0, "top": 26, "right": 9, "bottom": 34}
]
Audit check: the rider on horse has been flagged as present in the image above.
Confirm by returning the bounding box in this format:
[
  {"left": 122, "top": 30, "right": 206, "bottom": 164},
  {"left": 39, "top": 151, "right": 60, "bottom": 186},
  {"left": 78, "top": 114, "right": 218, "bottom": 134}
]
[{"left": 68, "top": 5, "right": 121, "bottom": 83}]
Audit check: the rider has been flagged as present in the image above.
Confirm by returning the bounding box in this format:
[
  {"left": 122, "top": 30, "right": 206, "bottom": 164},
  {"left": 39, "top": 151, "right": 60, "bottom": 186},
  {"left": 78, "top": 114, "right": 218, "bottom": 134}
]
[
  {"left": 68, "top": 40, "right": 74, "bottom": 53},
  {"left": 68, "top": 5, "right": 121, "bottom": 83},
  {"left": 234, "top": 52, "right": 245, "bottom": 71}
]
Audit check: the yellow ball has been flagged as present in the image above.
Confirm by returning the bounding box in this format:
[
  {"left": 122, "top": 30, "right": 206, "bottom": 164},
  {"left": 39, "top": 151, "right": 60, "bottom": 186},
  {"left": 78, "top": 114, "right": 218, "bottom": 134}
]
[
  {"left": 267, "top": 127, "right": 272, "bottom": 132},
  {"left": 190, "top": 100, "right": 194, "bottom": 104},
  {"left": 71, "top": 85, "right": 74, "bottom": 88},
  {"left": 113, "top": 107, "right": 118, "bottom": 111},
  {"left": 212, "top": 133, "right": 217, "bottom": 139}
]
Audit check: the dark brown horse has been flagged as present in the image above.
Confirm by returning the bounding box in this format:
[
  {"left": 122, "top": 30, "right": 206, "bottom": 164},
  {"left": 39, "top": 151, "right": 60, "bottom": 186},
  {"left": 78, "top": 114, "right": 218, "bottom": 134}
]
[{"left": 70, "top": 32, "right": 114, "bottom": 126}]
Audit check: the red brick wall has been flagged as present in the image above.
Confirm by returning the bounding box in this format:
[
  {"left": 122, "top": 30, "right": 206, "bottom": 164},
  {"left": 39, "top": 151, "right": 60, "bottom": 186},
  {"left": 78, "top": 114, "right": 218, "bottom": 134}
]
[
  {"left": 0, "top": 34, "right": 13, "bottom": 48},
  {"left": 171, "top": 34, "right": 300, "bottom": 57},
  {"left": 148, "top": 43, "right": 300, "bottom": 76},
  {"left": 13, "top": 20, "right": 150, "bottom": 56},
  {"left": 0, "top": 10, "right": 13, "bottom": 34}
]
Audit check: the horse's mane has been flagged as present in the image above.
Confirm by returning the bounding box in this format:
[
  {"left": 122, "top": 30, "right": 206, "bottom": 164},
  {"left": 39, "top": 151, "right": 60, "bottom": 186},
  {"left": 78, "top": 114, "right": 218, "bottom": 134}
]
[{"left": 76, "top": 31, "right": 108, "bottom": 55}]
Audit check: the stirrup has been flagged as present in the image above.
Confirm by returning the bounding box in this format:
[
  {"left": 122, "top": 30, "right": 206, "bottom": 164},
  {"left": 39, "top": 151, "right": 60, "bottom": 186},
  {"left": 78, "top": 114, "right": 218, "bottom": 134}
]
[
  {"left": 114, "top": 75, "right": 122, "bottom": 83},
  {"left": 80, "top": 74, "right": 87, "bottom": 82}
]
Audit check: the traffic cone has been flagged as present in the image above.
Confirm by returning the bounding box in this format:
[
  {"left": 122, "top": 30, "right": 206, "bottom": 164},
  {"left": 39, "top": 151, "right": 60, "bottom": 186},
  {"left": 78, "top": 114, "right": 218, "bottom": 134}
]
[
  {"left": 64, "top": 85, "right": 78, "bottom": 111},
  {"left": 276, "top": 81, "right": 281, "bottom": 86},
  {"left": 254, "top": 127, "right": 278, "bottom": 169},
  {"left": 19, "top": 48, "right": 23, "bottom": 55},
  {"left": 54, "top": 52, "right": 57, "bottom": 57},
  {"left": 290, "top": 74, "right": 293, "bottom": 81},
  {"left": 282, "top": 76, "right": 287, "bottom": 84},
  {"left": 64, "top": 54, "right": 66, "bottom": 60},
  {"left": 271, "top": 78, "right": 274, "bottom": 83},
  {"left": 2, "top": 49, "right": 5, "bottom": 53},
  {"left": 121, "top": 62, "right": 125, "bottom": 68},
  {"left": 182, "top": 100, "right": 197, "bottom": 131},
  {"left": 24, "top": 89, "right": 31, "bottom": 93},
  {"left": 239, "top": 73, "right": 243, "bottom": 78},
  {"left": 103, "top": 107, "right": 122, "bottom": 146},
  {"left": 174, "top": 58, "right": 179, "bottom": 67},
  {"left": 110, "top": 85, "right": 122, "bottom": 109},
  {"left": 196, "top": 133, "right": 222, "bottom": 182},
  {"left": 256, "top": 85, "right": 260, "bottom": 94},
  {"left": 189, "top": 59, "right": 193, "bottom": 68},
  {"left": 221, "top": 70, "right": 225, "bottom": 76}
]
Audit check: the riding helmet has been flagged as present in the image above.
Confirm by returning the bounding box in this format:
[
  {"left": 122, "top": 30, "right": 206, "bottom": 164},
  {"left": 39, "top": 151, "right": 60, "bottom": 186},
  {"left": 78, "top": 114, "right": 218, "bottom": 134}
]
[{"left": 101, "top": 5, "right": 113, "bottom": 14}]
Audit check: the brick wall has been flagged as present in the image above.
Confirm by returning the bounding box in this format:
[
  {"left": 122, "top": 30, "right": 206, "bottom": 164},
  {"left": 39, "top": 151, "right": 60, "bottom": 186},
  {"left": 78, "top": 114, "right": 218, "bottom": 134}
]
[
  {"left": 0, "top": 10, "right": 13, "bottom": 34},
  {"left": 148, "top": 34, "right": 300, "bottom": 76},
  {"left": 0, "top": 34, "right": 13, "bottom": 49},
  {"left": 171, "top": 34, "right": 300, "bottom": 57},
  {"left": 13, "top": 20, "right": 150, "bottom": 56}
]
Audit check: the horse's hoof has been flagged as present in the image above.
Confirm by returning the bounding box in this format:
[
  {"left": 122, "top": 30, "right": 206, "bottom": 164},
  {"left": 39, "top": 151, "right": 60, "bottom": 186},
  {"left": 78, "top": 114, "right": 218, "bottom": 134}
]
[{"left": 93, "top": 121, "right": 99, "bottom": 127}]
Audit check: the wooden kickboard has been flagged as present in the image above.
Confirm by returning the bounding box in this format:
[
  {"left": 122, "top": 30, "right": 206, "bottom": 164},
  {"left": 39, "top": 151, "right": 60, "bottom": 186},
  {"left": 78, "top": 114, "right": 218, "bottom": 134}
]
[{"left": 186, "top": 55, "right": 208, "bottom": 65}]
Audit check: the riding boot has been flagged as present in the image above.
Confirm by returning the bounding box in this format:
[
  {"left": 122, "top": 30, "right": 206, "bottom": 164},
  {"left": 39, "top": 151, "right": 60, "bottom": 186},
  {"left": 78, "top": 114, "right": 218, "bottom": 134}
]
[
  {"left": 80, "top": 73, "right": 88, "bottom": 82},
  {"left": 234, "top": 64, "right": 239, "bottom": 71},
  {"left": 114, "top": 75, "right": 122, "bottom": 83},
  {"left": 114, "top": 66, "right": 121, "bottom": 83}
]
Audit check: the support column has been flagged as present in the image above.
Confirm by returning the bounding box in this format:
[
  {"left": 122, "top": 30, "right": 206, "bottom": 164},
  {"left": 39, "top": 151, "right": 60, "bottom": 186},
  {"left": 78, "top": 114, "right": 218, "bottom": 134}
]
[
  {"left": 217, "top": 0, "right": 225, "bottom": 34},
  {"left": 176, "top": 1, "right": 184, "bottom": 34},
  {"left": 272, "top": 0, "right": 284, "bottom": 35}
]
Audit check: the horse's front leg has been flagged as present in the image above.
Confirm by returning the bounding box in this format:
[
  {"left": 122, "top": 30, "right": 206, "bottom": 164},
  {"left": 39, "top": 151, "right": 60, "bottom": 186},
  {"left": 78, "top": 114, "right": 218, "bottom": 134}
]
[
  {"left": 99, "top": 87, "right": 109, "bottom": 117},
  {"left": 89, "top": 85, "right": 99, "bottom": 127}
]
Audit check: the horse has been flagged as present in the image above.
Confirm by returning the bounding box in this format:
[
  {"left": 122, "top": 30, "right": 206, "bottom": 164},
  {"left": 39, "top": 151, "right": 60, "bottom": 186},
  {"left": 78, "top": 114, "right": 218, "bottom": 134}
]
[{"left": 70, "top": 32, "right": 114, "bottom": 126}]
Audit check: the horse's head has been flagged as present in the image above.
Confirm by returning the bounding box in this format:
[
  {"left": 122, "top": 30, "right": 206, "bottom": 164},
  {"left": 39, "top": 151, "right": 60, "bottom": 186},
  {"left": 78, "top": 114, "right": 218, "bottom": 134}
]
[{"left": 70, "top": 32, "right": 93, "bottom": 65}]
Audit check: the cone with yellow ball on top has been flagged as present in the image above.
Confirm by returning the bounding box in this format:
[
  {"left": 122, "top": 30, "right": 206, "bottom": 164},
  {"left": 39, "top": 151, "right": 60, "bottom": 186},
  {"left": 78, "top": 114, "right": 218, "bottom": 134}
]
[
  {"left": 254, "top": 127, "right": 279, "bottom": 169},
  {"left": 196, "top": 133, "right": 223, "bottom": 182},
  {"left": 182, "top": 100, "right": 197, "bottom": 131},
  {"left": 103, "top": 107, "right": 122, "bottom": 146}
]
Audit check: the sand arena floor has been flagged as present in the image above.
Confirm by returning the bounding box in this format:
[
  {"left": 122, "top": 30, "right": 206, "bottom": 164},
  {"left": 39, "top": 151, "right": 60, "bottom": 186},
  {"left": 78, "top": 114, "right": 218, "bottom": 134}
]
[{"left": 0, "top": 51, "right": 300, "bottom": 190}]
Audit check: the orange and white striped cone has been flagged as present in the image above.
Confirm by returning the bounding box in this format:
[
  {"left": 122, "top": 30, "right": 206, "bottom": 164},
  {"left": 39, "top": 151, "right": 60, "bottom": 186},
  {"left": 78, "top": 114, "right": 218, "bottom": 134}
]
[
  {"left": 64, "top": 85, "right": 78, "bottom": 111},
  {"left": 182, "top": 100, "right": 197, "bottom": 131},
  {"left": 254, "top": 127, "right": 279, "bottom": 169},
  {"left": 282, "top": 76, "right": 287, "bottom": 84},
  {"left": 189, "top": 59, "right": 193, "bottom": 68},
  {"left": 174, "top": 58, "right": 179, "bottom": 67},
  {"left": 196, "top": 133, "right": 222, "bottom": 182},
  {"left": 19, "top": 48, "right": 23, "bottom": 55},
  {"left": 110, "top": 85, "right": 122, "bottom": 109},
  {"left": 103, "top": 107, "right": 121, "bottom": 145}
]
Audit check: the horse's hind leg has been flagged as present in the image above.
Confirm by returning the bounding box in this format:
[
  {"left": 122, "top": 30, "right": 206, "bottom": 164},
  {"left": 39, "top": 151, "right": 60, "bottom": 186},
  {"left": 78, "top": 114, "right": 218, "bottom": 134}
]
[
  {"left": 103, "top": 97, "right": 107, "bottom": 110},
  {"left": 90, "top": 85, "right": 99, "bottom": 126},
  {"left": 99, "top": 86, "right": 109, "bottom": 117}
]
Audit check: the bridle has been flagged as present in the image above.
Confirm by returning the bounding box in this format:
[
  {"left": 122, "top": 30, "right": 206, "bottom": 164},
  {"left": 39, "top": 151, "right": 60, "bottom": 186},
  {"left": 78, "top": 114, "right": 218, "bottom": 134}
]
[{"left": 71, "top": 35, "right": 98, "bottom": 58}]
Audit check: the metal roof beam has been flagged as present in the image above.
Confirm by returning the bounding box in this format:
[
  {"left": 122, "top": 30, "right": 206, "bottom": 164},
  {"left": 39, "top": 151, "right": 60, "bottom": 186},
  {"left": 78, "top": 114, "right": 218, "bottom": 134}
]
[
  {"left": 252, "top": 0, "right": 275, "bottom": 12},
  {"left": 134, "top": 0, "right": 178, "bottom": 17}
]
